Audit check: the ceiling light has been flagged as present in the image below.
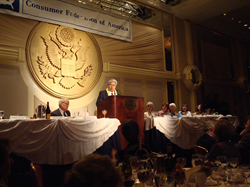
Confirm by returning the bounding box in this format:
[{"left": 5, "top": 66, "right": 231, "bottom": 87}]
[
  {"left": 238, "top": 21, "right": 241, "bottom": 23},
  {"left": 244, "top": 24, "right": 248, "bottom": 27},
  {"left": 223, "top": 13, "right": 226, "bottom": 16},
  {"left": 231, "top": 18, "right": 234, "bottom": 20}
]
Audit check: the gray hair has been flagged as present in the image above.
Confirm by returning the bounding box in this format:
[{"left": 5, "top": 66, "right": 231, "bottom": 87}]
[
  {"left": 146, "top": 101, "right": 154, "bottom": 108},
  {"left": 59, "top": 98, "right": 68, "bottom": 105},
  {"left": 169, "top": 103, "right": 176, "bottom": 108},
  {"left": 204, "top": 121, "right": 215, "bottom": 132},
  {"left": 108, "top": 78, "right": 118, "bottom": 86}
]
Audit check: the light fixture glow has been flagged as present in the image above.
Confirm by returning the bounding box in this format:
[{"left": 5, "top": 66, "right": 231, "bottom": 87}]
[
  {"left": 238, "top": 21, "right": 241, "bottom": 23},
  {"left": 231, "top": 18, "right": 234, "bottom": 20},
  {"left": 244, "top": 24, "right": 248, "bottom": 27},
  {"left": 223, "top": 13, "right": 226, "bottom": 16}
]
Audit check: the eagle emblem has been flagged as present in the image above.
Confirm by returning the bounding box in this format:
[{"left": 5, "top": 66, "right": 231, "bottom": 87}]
[{"left": 37, "top": 26, "right": 93, "bottom": 89}]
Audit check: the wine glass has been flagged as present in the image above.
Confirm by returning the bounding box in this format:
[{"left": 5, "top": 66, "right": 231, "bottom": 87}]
[
  {"left": 159, "top": 172, "right": 175, "bottom": 187},
  {"left": 137, "top": 159, "right": 151, "bottom": 186},
  {"left": 176, "top": 157, "right": 186, "bottom": 169},
  {"left": 216, "top": 155, "right": 228, "bottom": 168},
  {"left": 0, "top": 110, "right": 4, "bottom": 119},
  {"left": 193, "top": 171, "right": 207, "bottom": 187},
  {"left": 211, "top": 167, "right": 224, "bottom": 187},
  {"left": 102, "top": 109, "right": 107, "bottom": 118},
  {"left": 240, "top": 164, "right": 250, "bottom": 186},
  {"left": 173, "top": 170, "right": 185, "bottom": 187},
  {"left": 228, "top": 157, "right": 239, "bottom": 172},
  {"left": 129, "top": 156, "right": 140, "bottom": 180},
  {"left": 191, "top": 154, "right": 203, "bottom": 167}
]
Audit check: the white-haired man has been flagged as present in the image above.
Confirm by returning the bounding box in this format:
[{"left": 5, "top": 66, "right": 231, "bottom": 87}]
[
  {"left": 96, "top": 78, "right": 120, "bottom": 106},
  {"left": 51, "top": 98, "right": 71, "bottom": 116},
  {"left": 195, "top": 120, "right": 216, "bottom": 152}
]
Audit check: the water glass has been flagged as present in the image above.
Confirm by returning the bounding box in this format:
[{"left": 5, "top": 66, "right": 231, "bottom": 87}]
[
  {"left": 240, "top": 164, "right": 250, "bottom": 186},
  {"left": 0, "top": 110, "right": 4, "bottom": 119},
  {"left": 193, "top": 171, "right": 207, "bottom": 187},
  {"left": 159, "top": 172, "right": 174, "bottom": 187},
  {"left": 191, "top": 154, "right": 202, "bottom": 167}
]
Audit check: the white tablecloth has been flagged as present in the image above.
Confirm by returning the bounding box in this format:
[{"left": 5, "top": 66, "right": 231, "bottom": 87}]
[
  {"left": 0, "top": 118, "right": 120, "bottom": 165},
  {"left": 145, "top": 115, "right": 239, "bottom": 149}
]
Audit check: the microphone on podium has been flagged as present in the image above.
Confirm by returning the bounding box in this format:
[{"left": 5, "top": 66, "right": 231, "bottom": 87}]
[{"left": 116, "top": 89, "right": 122, "bottom": 96}]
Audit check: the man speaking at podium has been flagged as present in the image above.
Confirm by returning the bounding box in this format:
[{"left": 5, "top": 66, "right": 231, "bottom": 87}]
[{"left": 96, "top": 78, "right": 120, "bottom": 106}]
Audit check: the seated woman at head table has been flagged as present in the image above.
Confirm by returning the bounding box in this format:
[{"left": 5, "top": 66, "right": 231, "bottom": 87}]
[
  {"left": 179, "top": 104, "right": 192, "bottom": 116},
  {"left": 195, "top": 104, "right": 204, "bottom": 115},
  {"left": 144, "top": 101, "right": 157, "bottom": 118},
  {"left": 169, "top": 103, "right": 181, "bottom": 117},
  {"left": 157, "top": 102, "right": 170, "bottom": 117}
]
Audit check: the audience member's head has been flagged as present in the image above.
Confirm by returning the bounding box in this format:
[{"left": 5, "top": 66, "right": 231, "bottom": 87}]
[
  {"left": 146, "top": 102, "right": 154, "bottom": 113},
  {"left": 0, "top": 138, "right": 13, "bottom": 181},
  {"left": 181, "top": 104, "right": 189, "bottom": 112},
  {"left": 121, "top": 119, "right": 139, "bottom": 144},
  {"left": 64, "top": 154, "right": 123, "bottom": 187},
  {"left": 213, "top": 119, "right": 236, "bottom": 142},
  {"left": 204, "top": 121, "right": 215, "bottom": 133},
  {"left": 59, "top": 98, "right": 70, "bottom": 112}
]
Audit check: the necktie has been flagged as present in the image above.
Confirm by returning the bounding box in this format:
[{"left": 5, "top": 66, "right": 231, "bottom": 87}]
[
  {"left": 111, "top": 92, "right": 113, "bottom": 96},
  {"left": 64, "top": 112, "right": 67, "bottom": 116}
]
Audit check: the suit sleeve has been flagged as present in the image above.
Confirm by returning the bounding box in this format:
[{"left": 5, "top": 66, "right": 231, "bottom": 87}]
[{"left": 96, "top": 91, "right": 104, "bottom": 106}]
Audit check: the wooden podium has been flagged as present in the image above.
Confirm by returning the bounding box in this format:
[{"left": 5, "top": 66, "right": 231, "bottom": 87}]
[{"left": 97, "top": 96, "right": 144, "bottom": 149}]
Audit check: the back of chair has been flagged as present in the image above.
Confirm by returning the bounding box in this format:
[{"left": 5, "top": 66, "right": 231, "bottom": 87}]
[
  {"left": 30, "top": 162, "right": 43, "bottom": 187},
  {"left": 194, "top": 145, "right": 208, "bottom": 155}
]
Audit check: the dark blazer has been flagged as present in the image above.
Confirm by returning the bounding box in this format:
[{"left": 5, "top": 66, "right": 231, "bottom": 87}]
[
  {"left": 96, "top": 90, "right": 120, "bottom": 106},
  {"left": 235, "top": 133, "right": 250, "bottom": 164},
  {"left": 196, "top": 133, "right": 217, "bottom": 152},
  {"left": 51, "top": 108, "right": 71, "bottom": 116},
  {"left": 208, "top": 141, "right": 242, "bottom": 162}
]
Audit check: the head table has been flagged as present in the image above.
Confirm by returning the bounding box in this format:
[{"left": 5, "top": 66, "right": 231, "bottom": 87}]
[
  {"left": 0, "top": 118, "right": 121, "bottom": 165},
  {"left": 145, "top": 115, "right": 239, "bottom": 150}
]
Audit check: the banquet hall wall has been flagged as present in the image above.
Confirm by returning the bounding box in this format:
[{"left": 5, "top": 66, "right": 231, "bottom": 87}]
[{"left": 0, "top": 12, "right": 249, "bottom": 124}]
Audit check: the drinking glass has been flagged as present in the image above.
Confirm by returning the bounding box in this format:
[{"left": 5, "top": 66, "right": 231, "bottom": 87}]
[
  {"left": 228, "top": 157, "right": 239, "bottom": 172},
  {"left": 137, "top": 159, "right": 151, "bottom": 186},
  {"left": 129, "top": 156, "right": 140, "bottom": 180},
  {"left": 191, "top": 154, "right": 202, "bottom": 167},
  {"left": 173, "top": 171, "right": 185, "bottom": 187},
  {"left": 176, "top": 157, "right": 186, "bottom": 169},
  {"left": 211, "top": 167, "right": 224, "bottom": 187},
  {"left": 240, "top": 164, "right": 250, "bottom": 186},
  {"left": 102, "top": 109, "right": 107, "bottom": 118},
  {"left": 193, "top": 171, "right": 207, "bottom": 187},
  {"left": 216, "top": 155, "right": 228, "bottom": 168},
  {"left": 0, "top": 110, "right": 4, "bottom": 119},
  {"left": 159, "top": 172, "right": 175, "bottom": 187}
]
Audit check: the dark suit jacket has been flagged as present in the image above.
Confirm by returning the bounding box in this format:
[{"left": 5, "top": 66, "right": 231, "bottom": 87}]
[
  {"left": 208, "top": 141, "right": 241, "bottom": 162},
  {"left": 96, "top": 90, "right": 120, "bottom": 106},
  {"left": 235, "top": 133, "right": 250, "bottom": 164},
  {"left": 196, "top": 133, "right": 217, "bottom": 152},
  {"left": 51, "top": 108, "right": 71, "bottom": 116}
]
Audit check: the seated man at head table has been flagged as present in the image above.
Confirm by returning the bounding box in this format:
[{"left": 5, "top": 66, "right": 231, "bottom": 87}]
[
  {"left": 195, "top": 120, "right": 217, "bottom": 152},
  {"left": 51, "top": 98, "right": 71, "bottom": 117},
  {"left": 96, "top": 78, "right": 120, "bottom": 106}
]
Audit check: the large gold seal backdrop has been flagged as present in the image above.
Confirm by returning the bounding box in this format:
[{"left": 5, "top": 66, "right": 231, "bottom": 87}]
[{"left": 26, "top": 22, "right": 102, "bottom": 99}]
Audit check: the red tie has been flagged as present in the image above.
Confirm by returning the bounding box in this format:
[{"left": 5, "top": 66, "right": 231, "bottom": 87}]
[{"left": 111, "top": 92, "right": 113, "bottom": 96}]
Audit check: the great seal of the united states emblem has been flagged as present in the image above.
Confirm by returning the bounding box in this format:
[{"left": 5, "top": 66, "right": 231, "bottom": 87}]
[{"left": 26, "top": 22, "right": 102, "bottom": 99}]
